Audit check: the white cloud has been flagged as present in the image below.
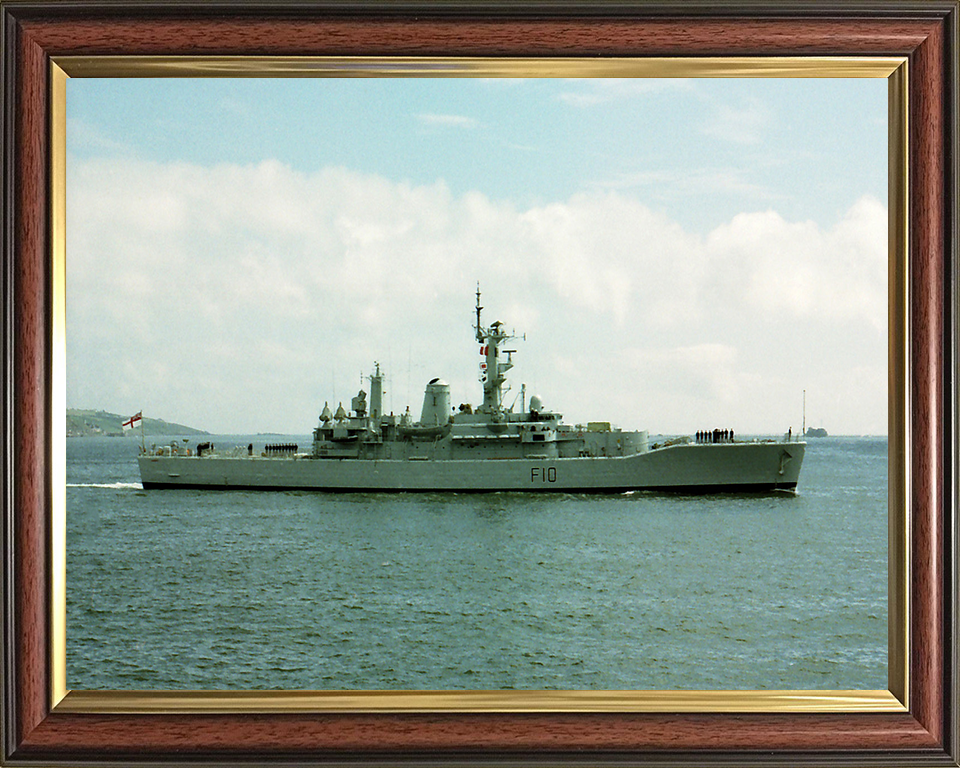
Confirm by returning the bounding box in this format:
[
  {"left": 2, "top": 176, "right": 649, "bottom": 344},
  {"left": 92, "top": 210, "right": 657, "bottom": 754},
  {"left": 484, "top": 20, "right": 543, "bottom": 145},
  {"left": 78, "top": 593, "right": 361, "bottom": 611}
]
[
  {"left": 478, "top": 78, "right": 527, "bottom": 89},
  {"left": 66, "top": 118, "right": 133, "bottom": 156},
  {"left": 66, "top": 158, "right": 887, "bottom": 436},
  {"left": 218, "top": 97, "right": 250, "bottom": 119},
  {"left": 704, "top": 197, "right": 887, "bottom": 330},
  {"left": 558, "top": 79, "right": 693, "bottom": 108},
  {"left": 417, "top": 113, "right": 478, "bottom": 129},
  {"left": 701, "top": 99, "right": 772, "bottom": 144},
  {"left": 590, "top": 167, "right": 777, "bottom": 201}
]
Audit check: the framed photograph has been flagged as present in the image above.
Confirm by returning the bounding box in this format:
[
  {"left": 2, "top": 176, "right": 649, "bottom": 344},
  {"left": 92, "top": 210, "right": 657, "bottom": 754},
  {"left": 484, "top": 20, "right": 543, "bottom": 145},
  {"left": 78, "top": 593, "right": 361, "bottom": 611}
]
[{"left": 2, "top": 2, "right": 957, "bottom": 766}]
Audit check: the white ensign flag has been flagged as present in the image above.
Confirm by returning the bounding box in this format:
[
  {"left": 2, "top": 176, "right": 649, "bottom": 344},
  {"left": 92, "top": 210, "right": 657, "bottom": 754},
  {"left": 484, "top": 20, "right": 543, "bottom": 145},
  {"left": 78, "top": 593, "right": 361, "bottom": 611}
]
[{"left": 122, "top": 411, "right": 142, "bottom": 432}]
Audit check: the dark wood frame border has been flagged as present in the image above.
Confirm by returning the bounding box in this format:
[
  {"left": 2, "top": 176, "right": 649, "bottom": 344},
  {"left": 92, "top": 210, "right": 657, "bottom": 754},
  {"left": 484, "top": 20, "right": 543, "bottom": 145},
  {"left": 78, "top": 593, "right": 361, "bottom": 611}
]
[{"left": 2, "top": 2, "right": 957, "bottom": 765}]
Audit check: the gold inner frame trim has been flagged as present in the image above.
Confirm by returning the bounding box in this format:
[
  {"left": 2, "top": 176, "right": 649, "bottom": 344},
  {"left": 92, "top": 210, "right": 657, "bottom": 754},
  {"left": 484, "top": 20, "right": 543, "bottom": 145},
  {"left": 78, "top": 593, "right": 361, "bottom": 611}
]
[
  {"left": 54, "top": 55, "right": 904, "bottom": 79},
  {"left": 886, "top": 62, "right": 910, "bottom": 710},
  {"left": 50, "top": 61, "right": 68, "bottom": 711},
  {"left": 57, "top": 688, "right": 905, "bottom": 714},
  {"left": 49, "top": 55, "right": 909, "bottom": 715}
]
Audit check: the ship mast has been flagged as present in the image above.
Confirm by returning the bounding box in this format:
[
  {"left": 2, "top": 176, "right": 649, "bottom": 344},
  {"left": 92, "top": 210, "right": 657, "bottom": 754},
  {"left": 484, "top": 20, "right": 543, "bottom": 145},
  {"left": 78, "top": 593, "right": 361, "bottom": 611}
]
[
  {"left": 475, "top": 284, "right": 484, "bottom": 344},
  {"left": 474, "top": 284, "right": 516, "bottom": 415}
]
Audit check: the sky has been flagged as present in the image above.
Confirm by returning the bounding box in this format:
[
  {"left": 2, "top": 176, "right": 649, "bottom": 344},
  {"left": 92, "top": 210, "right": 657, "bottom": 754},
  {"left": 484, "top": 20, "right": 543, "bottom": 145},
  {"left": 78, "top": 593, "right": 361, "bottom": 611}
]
[{"left": 66, "top": 76, "right": 888, "bottom": 435}]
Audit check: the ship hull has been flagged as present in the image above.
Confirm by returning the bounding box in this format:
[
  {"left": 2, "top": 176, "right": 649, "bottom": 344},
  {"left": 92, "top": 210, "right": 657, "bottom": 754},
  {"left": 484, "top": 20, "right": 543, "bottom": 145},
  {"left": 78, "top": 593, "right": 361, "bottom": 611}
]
[{"left": 138, "top": 441, "right": 804, "bottom": 493}]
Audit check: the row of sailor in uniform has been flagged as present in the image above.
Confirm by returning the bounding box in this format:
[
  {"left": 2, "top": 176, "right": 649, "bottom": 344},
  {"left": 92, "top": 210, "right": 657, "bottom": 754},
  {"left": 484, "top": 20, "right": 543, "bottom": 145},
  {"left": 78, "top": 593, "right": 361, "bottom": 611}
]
[{"left": 696, "top": 428, "right": 734, "bottom": 443}]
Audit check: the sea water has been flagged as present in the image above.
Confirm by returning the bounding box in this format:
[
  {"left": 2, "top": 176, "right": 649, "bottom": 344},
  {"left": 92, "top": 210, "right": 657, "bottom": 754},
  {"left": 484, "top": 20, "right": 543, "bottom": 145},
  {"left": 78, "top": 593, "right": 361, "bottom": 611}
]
[{"left": 66, "top": 436, "right": 887, "bottom": 691}]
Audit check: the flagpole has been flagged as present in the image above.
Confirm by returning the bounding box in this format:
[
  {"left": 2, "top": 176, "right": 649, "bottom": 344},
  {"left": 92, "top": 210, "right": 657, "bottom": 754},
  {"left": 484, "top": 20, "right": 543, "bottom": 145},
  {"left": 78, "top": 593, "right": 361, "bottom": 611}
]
[{"left": 140, "top": 412, "right": 145, "bottom": 454}]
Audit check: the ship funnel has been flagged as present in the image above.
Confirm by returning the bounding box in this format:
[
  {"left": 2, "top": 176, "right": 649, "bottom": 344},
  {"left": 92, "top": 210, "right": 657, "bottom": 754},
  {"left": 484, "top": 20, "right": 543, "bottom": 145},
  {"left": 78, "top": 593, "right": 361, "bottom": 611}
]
[{"left": 419, "top": 378, "right": 451, "bottom": 426}]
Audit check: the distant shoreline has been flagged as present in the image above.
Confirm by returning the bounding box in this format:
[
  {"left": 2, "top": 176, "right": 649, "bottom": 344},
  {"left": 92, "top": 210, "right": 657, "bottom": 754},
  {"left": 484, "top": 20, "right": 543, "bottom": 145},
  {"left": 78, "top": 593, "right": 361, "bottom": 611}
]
[{"left": 66, "top": 409, "right": 207, "bottom": 438}]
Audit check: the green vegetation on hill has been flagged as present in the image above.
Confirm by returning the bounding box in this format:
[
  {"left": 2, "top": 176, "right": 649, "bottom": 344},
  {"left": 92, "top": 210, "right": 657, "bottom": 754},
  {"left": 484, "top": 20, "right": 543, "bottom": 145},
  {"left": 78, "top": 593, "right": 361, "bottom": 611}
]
[{"left": 66, "top": 409, "right": 207, "bottom": 438}]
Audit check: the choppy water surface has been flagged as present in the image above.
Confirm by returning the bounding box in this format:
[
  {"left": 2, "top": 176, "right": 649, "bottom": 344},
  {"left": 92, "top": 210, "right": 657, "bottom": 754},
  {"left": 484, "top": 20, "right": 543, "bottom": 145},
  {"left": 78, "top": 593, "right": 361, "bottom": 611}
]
[{"left": 67, "top": 436, "right": 887, "bottom": 690}]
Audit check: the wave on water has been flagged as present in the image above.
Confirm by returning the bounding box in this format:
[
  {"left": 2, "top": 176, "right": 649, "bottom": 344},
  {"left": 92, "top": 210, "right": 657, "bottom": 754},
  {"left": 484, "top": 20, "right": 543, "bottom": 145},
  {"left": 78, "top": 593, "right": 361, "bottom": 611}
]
[{"left": 67, "top": 482, "right": 143, "bottom": 490}]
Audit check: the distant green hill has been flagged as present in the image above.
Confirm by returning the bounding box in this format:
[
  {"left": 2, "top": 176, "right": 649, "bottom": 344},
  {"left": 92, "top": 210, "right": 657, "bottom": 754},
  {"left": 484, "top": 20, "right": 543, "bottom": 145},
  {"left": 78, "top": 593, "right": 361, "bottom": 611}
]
[{"left": 66, "top": 409, "right": 207, "bottom": 438}]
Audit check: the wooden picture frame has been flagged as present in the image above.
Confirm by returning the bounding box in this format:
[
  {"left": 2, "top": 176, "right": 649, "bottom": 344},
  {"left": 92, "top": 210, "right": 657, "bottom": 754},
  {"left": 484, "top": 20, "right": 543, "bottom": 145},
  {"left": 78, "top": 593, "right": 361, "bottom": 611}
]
[{"left": 2, "top": 2, "right": 957, "bottom": 764}]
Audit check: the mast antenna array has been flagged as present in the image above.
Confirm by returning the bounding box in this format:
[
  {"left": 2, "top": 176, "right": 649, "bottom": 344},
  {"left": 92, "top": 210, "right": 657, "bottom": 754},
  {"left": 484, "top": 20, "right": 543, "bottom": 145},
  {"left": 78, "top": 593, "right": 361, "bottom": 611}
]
[{"left": 475, "top": 283, "right": 484, "bottom": 342}]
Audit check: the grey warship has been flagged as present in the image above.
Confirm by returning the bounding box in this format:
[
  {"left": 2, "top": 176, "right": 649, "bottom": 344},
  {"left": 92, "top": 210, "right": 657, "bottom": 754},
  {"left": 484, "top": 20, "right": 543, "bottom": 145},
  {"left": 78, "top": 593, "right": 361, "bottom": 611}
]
[{"left": 139, "top": 289, "right": 805, "bottom": 493}]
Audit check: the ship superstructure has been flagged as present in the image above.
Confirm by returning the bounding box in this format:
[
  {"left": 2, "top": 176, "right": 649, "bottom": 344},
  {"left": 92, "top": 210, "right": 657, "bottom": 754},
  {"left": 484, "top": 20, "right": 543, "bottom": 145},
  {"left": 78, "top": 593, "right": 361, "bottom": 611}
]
[{"left": 139, "top": 289, "right": 805, "bottom": 492}]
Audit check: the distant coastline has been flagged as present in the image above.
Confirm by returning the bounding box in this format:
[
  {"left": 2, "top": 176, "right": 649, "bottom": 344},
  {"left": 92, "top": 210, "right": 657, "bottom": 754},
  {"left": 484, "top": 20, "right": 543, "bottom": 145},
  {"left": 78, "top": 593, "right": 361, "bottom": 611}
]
[{"left": 66, "top": 409, "right": 207, "bottom": 438}]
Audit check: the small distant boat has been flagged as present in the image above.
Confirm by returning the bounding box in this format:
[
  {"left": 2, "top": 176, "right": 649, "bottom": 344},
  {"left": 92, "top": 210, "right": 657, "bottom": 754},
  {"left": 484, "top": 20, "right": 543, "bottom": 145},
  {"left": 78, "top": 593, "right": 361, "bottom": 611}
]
[{"left": 802, "top": 390, "right": 828, "bottom": 437}]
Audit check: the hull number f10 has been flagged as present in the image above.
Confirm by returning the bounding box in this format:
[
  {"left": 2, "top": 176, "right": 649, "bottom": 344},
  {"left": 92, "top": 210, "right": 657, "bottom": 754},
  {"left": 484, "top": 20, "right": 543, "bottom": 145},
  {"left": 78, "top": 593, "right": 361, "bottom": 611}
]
[{"left": 531, "top": 466, "right": 557, "bottom": 483}]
